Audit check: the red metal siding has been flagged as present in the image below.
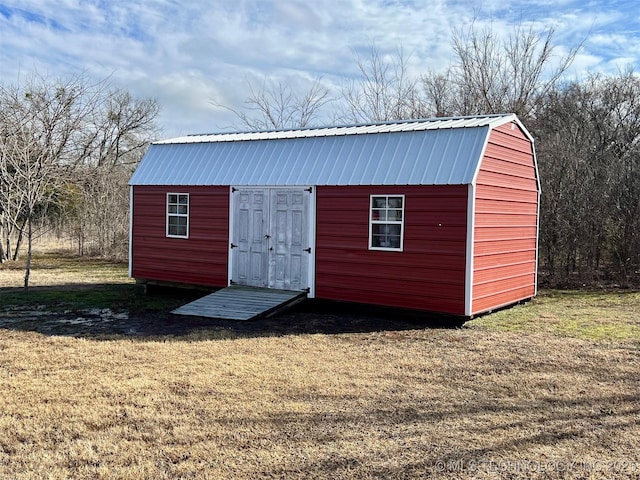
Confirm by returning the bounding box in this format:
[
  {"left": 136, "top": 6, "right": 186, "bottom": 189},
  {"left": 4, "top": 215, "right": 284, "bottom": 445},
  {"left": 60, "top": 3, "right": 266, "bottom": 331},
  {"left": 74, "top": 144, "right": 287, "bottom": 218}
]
[
  {"left": 315, "top": 185, "right": 468, "bottom": 315},
  {"left": 472, "top": 122, "right": 538, "bottom": 314},
  {"left": 132, "top": 185, "right": 229, "bottom": 287}
]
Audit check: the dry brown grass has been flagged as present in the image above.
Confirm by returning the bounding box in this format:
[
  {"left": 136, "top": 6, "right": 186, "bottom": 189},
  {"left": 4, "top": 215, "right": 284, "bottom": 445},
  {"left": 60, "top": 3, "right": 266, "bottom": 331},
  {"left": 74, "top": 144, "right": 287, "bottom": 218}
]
[
  {"left": 1, "top": 326, "right": 639, "bottom": 478},
  {"left": 0, "top": 251, "right": 130, "bottom": 289},
  {"left": 1, "top": 250, "right": 639, "bottom": 478}
]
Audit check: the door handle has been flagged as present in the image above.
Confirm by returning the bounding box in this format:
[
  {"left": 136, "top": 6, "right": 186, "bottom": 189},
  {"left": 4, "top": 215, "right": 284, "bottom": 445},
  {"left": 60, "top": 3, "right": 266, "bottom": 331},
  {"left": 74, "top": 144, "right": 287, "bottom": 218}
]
[{"left": 264, "top": 234, "right": 271, "bottom": 240}]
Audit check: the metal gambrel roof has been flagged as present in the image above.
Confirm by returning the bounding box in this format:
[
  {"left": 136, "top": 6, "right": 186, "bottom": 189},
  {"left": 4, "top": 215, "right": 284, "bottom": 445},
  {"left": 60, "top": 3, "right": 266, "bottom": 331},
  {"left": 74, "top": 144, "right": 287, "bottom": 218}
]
[{"left": 129, "top": 114, "right": 527, "bottom": 186}]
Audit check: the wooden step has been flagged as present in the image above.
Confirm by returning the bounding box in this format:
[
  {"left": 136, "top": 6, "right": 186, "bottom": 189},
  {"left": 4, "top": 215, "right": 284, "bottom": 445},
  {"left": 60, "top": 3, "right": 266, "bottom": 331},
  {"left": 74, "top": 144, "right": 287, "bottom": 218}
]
[{"left": 171, "top": 285, "right": 307, "bottom": 321}]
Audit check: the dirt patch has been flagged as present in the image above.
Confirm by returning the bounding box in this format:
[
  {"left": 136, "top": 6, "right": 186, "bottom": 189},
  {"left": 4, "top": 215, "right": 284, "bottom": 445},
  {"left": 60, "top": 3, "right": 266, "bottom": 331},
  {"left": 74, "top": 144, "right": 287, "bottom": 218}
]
[
  {"left": 0, "top": 300, "right": 462, "bottom": 339},
  {"left": 0, "top": 306, "right": 132, "bottom": 336}
]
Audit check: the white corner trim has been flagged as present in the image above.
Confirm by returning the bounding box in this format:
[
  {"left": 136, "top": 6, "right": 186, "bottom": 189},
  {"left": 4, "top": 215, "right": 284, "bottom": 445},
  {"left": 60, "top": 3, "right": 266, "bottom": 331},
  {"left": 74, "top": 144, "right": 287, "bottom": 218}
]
[
  {"left": 534, "top": 189, "right": 541, "bottom": 296},
  {"left": 128, "top": 186, "right": 133, "bottom": 278},
  {"left": 464, "top": 183, "right": 476, "bottom": 317},
  {"left": 469, "top": 129, "right": 492, "bottom": 187}
]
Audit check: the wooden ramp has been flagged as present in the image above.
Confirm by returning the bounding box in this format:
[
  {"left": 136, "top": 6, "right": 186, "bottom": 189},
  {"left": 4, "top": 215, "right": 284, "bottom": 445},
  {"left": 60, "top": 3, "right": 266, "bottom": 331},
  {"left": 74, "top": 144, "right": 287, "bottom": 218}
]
[{"left": 171, "top": 285, "right": 307, "bottom": 321}]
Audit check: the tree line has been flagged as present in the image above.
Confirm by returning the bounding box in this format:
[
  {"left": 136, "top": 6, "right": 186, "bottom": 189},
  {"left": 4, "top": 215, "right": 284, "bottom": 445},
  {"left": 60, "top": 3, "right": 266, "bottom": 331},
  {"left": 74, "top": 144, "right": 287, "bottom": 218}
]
[
  {"left": 0, "top": 73, "right": 159, "bottom": 288},
  {"left": 224, "top": 24, "right": 639, "bottom": 287},
  {"left": 2, "top": 23, "right": 638, "bottom": 288}
]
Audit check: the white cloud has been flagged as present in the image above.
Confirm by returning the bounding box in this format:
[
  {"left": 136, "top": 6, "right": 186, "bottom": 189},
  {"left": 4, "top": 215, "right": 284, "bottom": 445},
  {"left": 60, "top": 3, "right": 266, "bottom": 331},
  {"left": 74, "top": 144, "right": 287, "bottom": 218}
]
[{"left": 0, "top": 0, "right": 638, "bottom": 136}]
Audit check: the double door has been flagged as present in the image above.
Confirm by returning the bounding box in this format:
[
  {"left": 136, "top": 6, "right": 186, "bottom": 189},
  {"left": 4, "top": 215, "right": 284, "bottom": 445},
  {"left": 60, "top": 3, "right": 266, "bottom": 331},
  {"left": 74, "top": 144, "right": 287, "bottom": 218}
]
[{"left": 231, "top": 188, "right": 311, "bottom": 291}]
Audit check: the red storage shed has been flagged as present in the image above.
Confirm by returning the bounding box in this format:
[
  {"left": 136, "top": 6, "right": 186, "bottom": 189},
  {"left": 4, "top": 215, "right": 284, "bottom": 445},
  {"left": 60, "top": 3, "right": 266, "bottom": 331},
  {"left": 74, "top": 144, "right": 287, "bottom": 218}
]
[{"left": 129, "top": 114, "right": 540, "bottom": 317}]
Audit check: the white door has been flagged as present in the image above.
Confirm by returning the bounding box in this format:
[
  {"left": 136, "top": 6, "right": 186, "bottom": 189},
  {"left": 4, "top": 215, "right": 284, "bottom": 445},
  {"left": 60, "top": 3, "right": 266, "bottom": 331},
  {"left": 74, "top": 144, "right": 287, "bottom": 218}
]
[
  {"left": 233, "top": 189, "right": 269, "bottom": 287},
  {"left": 231, "top": 188, "right": 310, "bottom": 291}
]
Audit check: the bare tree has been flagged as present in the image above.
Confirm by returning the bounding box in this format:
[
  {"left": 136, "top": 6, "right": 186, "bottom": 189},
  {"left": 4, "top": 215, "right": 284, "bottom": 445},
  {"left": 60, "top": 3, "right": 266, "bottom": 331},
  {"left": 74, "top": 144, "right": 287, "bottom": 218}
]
[
  {"left": 422, "top": 22, "right": 582, "bottom": 121},
  {"left": 0, "top": 98, "right": 70, "bottom": 288},
  {"left": 421, "top": 69, "right": 456, "bottom": 118},
  {"left": 63, "top": 88, "right": 159, "bottom": 258},
  {"left": 535, "top": 69, "right": 640, "bottom": 285},
  {"left": 0, "top": 74, "right": 93, "bottom": 271},
  {"left": 0, "top": 73, "right": 160, "bottom": 285},
  {"left": 90, "top": 89, "right": 160, "bottom": 168},
  {"left": 339, "top": 44, "right": 427, "bottom": 123},
  {"left": 212, "top": 76, "right": 332, "bottom": 130},
  {"left": 65, "top": 166, "right": 131, "bottom": 257}
]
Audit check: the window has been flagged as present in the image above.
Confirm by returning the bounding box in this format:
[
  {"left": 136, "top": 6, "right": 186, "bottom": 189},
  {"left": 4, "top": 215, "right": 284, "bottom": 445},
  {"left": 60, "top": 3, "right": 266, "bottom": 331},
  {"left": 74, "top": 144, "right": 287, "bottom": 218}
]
[
  {"left": 167, "top": 193, "right": 189, "bottom": 238},
  {"left": 369, "top": 195, "right": 404, "bottom": 251}
]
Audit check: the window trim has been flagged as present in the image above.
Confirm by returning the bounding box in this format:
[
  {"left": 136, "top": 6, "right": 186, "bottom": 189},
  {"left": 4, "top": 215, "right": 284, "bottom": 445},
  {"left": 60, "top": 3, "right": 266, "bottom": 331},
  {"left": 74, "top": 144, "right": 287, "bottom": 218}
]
[
  {"left": 166, "top": 192, "right": 190, "bottom": 239},
  {"left": 368, "top": 194, "right": 405, "bottom": 252}
]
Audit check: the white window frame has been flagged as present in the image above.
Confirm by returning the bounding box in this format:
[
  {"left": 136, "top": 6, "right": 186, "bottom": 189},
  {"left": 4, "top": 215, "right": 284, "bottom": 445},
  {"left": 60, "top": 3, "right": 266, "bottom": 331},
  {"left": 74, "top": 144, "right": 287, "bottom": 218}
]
[
  {"left": 369, "top": 194, "right": 405, "bottom": 251},
  {"left": 166, "top": 193, "right": 189, "bottom": 238}
]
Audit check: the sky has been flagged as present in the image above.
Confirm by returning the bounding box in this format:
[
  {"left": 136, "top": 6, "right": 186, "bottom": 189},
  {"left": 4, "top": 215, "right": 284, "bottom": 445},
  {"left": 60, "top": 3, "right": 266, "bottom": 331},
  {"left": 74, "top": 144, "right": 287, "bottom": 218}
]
[{"left": 0, "top": 0, "right": 638, "bottom": 138}]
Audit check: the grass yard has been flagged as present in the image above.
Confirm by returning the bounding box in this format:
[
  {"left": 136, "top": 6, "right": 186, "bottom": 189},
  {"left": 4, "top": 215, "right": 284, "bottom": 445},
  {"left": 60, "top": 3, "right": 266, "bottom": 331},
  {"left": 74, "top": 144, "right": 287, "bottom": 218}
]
[{"left": 1, "top": 251, "right": 639, "bottom": 479}]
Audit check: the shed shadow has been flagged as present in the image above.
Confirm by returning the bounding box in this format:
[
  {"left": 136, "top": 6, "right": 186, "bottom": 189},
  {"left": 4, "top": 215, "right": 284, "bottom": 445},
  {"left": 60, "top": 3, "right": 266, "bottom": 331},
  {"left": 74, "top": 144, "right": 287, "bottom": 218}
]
[
  {"left": 168, "top": 299, "right": 466, "bottom": 338},
  {"left": 0, "top": 283, "right": 465, "bottom": 340}
]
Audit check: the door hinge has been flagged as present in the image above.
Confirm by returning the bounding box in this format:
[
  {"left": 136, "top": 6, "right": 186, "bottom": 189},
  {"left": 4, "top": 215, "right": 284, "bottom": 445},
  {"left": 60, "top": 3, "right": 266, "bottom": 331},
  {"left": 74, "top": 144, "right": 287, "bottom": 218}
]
[
  {"left": 305, "top": 187, "right": 313, "bottom": 193},
  {"left": 230, "top": 243, "right": 238, "bottom": 248},
  {"left": 229, "top": 279, "right": 237, "bottom": 285},
  {"left": 303, "top": 287, "right": 310, "bottom": 293},
  {"left": 304, "top": 247, "right": 311, "bottom": 253},
  {"left": 231, "top": 187, "right": 237, "bottom": 192}
]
